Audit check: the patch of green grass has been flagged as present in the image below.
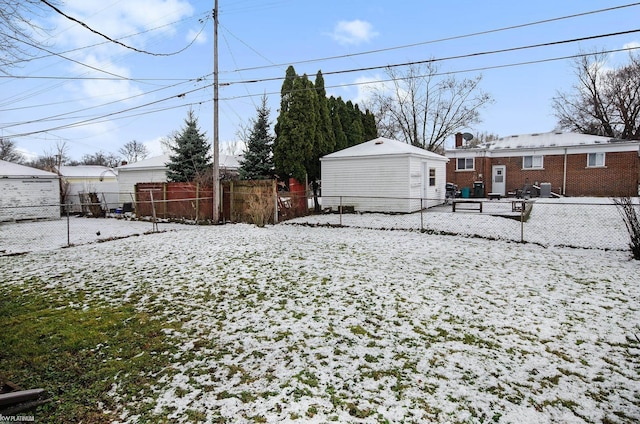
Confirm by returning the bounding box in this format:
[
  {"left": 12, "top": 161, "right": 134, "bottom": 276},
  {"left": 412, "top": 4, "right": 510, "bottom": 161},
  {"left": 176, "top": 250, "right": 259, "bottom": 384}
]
[
  {"left": 350, "top": 325, "right": 368, "bottom": 336},
  {"left": 0, "top": 285, "right": 184, "bottom": 423}
]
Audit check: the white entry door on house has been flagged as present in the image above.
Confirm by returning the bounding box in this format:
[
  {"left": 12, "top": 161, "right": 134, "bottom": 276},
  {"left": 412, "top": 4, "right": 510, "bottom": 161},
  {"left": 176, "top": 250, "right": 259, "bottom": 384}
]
[{"left": 492, "top": 165, "right": 506, "bottom": 196}]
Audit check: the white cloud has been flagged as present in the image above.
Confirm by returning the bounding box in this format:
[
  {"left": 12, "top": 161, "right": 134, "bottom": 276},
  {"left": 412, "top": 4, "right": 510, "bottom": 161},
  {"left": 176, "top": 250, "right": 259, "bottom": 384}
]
[
  {"left": 623, "top": 41, "right": 640, "bottom": 51},
  {"left": 71, "top": 55, "right": 143, "bottom": 104},
  {"left": 187, "top": 28, "right": 208, "bottom": 45},
  {"left": 49, "top": 0, "right": 195, "bottom": 51},
  {"left": 143, "top": 136, "right": 167, "bottom": 157},
  {"left": 351, "top": 74, "right": 389, "bottom": 104},
  {"left": 329, "top": 20, "right": 378, "bottom": 45}
]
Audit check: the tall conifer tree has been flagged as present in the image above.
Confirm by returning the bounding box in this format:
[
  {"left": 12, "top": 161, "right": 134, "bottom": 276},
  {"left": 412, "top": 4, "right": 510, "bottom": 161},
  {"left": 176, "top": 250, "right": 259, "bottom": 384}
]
[
  {"left": 239, "top": 95, "right": 274, "bottom": 180},
  {"left": 166, "top": 109, "right": 211, "bottom": 182}
]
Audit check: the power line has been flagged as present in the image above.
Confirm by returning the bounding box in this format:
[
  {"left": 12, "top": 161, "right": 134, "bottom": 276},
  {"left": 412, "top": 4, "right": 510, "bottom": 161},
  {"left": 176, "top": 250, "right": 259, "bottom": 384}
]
[
  {"left": 8, "top": 44, "right": 639, "bottom": 139},
  {"left": 40, "top": 0, "right": 211, "bottom": 57},
  {"left": 229, "top": 46, "right": 640, "bottom": 100},
  {"left": 4, "top": 82, "right": 214, "bottom": 138},
  {"left": 1, "top": 77, "right": 208, "bottom": 128},
  {"left": 5, "top": 11, "right": 211, "bottom": 67},
  {"left": 6, "top": 4, "right": 640, "bottom": 141},
  {"left": 221, "top": 28, "right": 640, "bottom": 86},
  {"left": 222, "top": 2, "right": 640, "bottom": 74}
]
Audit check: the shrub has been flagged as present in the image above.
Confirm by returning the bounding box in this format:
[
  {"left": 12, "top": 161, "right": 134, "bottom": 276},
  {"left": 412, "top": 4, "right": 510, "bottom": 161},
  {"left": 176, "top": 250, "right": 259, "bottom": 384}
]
[
  {"left": 245, "top": 189, "right": 275, "bottom": 227},
  {"left": 613, "top": 196, "right": 640, "bottom": 259}
]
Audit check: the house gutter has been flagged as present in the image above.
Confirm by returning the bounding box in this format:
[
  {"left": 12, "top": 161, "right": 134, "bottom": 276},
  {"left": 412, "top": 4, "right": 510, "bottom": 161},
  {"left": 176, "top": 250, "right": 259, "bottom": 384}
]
[{"left": 562, "top": 148, "right": 568, "bottom": 196}]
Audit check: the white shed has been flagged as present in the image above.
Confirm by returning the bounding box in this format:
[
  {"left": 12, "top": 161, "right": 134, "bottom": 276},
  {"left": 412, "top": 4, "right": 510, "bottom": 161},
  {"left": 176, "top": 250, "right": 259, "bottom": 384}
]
[
  {"left": 58, "top": 165, "right": 119, "bottom": 213},
  {"left": 0, "top": 160, "right": 60, "bottom": 221},
  {"left": 116, "top": 155, "right": 171, "bottom": 206},
  {"left": 320, "top": 137, "right": 449, "bottom": 213}
]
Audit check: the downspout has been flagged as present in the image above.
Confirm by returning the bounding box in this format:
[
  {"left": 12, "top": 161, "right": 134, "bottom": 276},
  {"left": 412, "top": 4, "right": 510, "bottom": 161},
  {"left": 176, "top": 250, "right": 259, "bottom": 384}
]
[{"left": 562, "top": 148, "right": 568, "bottom": 196}]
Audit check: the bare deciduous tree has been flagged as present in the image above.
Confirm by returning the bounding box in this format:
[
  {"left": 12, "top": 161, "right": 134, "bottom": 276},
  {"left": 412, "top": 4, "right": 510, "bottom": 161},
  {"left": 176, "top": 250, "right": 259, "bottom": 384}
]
[
  {"left": 80, "top": 151, "right": 120, "bottom": 168},
  {"left": 0, "top": 0, "right": 57, "bottom": 71},
  {"left": 553, "top": 50, "right": 640, "bottom": 139},
  {"left": 364, "top": 63, "right": 493, "bottom": 152},
  {"left": 0, "top": 137, "right": 24, "bottom": 163},
  {"left": 118, "top": 140, "right": 149, "bottom": 164}
]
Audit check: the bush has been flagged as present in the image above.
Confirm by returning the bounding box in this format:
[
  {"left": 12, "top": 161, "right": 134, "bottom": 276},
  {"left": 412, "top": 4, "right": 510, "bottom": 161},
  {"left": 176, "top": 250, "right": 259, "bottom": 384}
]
[
  {"left": 245, "top": 190, "right": 275, "bottom": 227},
  {"left": 613, "top": 196, "right": 640, "bottom": 259}
]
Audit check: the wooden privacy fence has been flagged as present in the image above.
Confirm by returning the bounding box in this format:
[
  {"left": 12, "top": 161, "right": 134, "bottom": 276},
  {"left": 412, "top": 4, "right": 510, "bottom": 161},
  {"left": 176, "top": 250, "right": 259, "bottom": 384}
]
[
  {"left": 134, "top": 180, "right": 308, "bottom": 224},
  {"left": 221, "top": 180, "right": 277, "bottom": 224},
  {"left": 135, "top": 182, "right": 213, "bottom": 221}
]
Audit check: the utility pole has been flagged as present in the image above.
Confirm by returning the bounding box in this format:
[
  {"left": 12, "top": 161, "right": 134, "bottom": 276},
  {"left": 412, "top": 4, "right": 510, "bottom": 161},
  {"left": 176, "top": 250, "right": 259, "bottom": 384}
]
[{"left": 212, "top": 0, "right": 220, "bottom": 223}]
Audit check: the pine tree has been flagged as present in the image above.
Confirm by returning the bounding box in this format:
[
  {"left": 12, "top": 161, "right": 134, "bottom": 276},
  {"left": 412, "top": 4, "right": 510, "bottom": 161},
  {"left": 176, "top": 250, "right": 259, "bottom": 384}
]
[
  {"left": 239, "top": 95, "right": 274, "bottom": 180},
  {"left": 307, "top": 71, "right": 336, "bottom": 210},
  {"left": 362, "top": 109, "right": 378, "bottom": 141},
  {"left": 166, "top": 109, "right": 212, "bottom": 182},
  {"left": 344, "top": 100, "right": 364, "bottom": 147},
  {"left": 274, "top": 68, "right": 317, "bottom": 184},
  {"left": 329, "top": 97, "right": 348, "bottom": 151}
]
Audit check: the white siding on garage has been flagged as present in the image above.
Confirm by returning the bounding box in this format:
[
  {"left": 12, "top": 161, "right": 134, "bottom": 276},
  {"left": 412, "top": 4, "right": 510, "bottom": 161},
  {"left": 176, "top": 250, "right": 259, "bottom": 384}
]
[
  {"left": 117, "top": 168, "right": 168, "bottom": 205},
  {"left": 321, "top": 138, "right": 448, "bottom": 213},
  {"left": 322, "top": 155, "right": 415, "bottom": 213},
  {"left": 0, "top": 178, "right": 60, "bottom": 221}
]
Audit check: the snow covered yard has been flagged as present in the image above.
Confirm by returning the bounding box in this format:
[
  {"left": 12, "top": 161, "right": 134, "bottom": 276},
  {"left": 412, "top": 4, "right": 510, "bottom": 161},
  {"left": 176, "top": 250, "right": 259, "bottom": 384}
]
[{"left": 1, "top": 222, "right": 639, "bottom": 423}]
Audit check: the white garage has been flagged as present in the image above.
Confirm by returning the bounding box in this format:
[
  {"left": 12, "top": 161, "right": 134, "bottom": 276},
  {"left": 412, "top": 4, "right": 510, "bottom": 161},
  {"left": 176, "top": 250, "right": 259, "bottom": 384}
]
[
  {"left": 320, "top": 137, "right": 449, "bottom": 213},
  {"left": 0, "top": 160, "right": 61, "bottom": 221}
]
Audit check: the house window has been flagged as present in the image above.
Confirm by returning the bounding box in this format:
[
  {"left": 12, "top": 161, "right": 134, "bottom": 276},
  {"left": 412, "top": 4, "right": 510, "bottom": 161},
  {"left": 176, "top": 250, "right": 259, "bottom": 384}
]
[
  {"left": 523, "top": 155, "right": 543, "bottom": 169},
  {"left": 587, "top": 152, "right": 605, "bottom": 167},
  {"left": 457, "top": 157, "right": 474, "bottom": 171},
  {"left": 429, "top": 168, "right": 436, "bottom": 186}
]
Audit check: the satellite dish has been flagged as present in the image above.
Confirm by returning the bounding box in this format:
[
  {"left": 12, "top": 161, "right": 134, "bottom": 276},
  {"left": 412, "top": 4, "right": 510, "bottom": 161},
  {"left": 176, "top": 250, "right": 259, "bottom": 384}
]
[{"left": 462, "top": 132, "right": 474, "bottom": 141}]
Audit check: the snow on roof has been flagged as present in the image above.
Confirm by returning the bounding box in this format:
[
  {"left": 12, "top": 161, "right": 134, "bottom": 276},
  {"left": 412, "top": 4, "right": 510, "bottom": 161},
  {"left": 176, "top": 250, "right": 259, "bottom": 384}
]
[
  {"left": 118, "top": 154, "right": 241, "bottom": 170},
  {"left": 0, "top": 160, "right": 59, "bottom": 178},
  {"left": 58, "top": 165, "right": 117, "bottom": 178},
  {"left": 322, "top": 137, "right": 448, "bottom": 161},
  {"left": 483, "top": 132, "right": 617, "bottom": 150},
  {"left": 117, "top": 154, "right": 171, "bottom": 170}
]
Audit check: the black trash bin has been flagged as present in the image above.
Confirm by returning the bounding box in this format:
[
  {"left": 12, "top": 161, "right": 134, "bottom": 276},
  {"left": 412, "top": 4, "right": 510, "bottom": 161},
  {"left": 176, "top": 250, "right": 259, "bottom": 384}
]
[{"left": 473, "top": 181, "right": 484, "bottom": 198}]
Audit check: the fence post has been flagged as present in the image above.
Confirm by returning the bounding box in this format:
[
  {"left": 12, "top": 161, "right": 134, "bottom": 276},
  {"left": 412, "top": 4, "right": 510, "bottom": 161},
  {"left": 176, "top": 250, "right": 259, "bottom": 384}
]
[
  {"left": 149, "top": 190, "right": 159, "bottom": 232},
  {"left": 420, "top": 198, "right": 424, "bottom": 231},
  {"left": 66, "top": 204, "right": 71, "bottom": 247},
  {"left": 274, "top": 180, "right": 279, "bottom": 224},
  {"left": 339, "top": 196, "right": 343, "bottom": 226},
  {"left": 520, "top": 202, "right": 525, "bottom": 243}
]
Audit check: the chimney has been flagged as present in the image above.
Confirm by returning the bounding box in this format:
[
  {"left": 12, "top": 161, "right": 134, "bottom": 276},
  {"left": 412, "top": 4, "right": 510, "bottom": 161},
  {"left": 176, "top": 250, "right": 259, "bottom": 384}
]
[
  {"left": 455, "top": 132, "right": 463, "bottom": 148},
  {"left": 120, "top": 161, "right": 128, "bottom": 166}
]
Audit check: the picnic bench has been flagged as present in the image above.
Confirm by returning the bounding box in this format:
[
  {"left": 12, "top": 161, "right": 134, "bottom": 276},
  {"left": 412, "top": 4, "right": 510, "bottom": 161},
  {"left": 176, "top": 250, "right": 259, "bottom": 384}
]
[{"left": 452, "top": 200, "right": 483, "bottom": 213}]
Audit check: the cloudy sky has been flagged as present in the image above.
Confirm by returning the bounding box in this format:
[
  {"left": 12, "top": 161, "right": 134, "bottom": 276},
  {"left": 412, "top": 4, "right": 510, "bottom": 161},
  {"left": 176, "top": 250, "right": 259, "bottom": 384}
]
[{"left": 2, "top": 0, "right": 639, "bottom": 162}]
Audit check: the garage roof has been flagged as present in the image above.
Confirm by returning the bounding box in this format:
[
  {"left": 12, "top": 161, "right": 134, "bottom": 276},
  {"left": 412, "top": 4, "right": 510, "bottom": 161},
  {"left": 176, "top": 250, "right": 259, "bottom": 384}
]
[
  {"left": 0, "top": 160, "right": 59, "bottom": 178},
  {"left": 322, "top": 137, "right": 448, "bottom": 161}
]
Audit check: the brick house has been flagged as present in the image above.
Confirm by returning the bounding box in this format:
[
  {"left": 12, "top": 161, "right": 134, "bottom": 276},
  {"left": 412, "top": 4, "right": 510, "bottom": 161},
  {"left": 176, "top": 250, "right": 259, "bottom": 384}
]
[{"left": 445, "top": 132, "right": 640, "bottom": 197}]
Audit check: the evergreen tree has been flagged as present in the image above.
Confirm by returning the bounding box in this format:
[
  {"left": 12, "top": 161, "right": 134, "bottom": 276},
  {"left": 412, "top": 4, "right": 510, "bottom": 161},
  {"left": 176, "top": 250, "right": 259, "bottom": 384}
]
[
  {"left": 329, "top": 97, "right": 348, "bottom": 151},
  {"left": 307, "top": 71, "right": 336, "bottom": 210},
  {"left": 239, "top": 95, "right": 274, "bottom": 180},
  {"left": 362, "top": 109, "right": 378, "bottom": 141},
  {"left": 274, "top": 68, "right": 317, "bottom": 184},
  {"left": 345, "top": 100, "right": 364, "bottom": 147},
  {"left": 166, "top": 109, "right": 212, "bottom": 182}
]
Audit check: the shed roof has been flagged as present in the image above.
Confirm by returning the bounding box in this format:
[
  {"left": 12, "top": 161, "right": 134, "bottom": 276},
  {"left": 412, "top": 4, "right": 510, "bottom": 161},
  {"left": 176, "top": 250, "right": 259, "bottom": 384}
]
[
  {"left": 0, "top": 160, "right": 59, "bottom": 178},
  {"left": 322, "top": 137, "right": 448, "bottom": 161},
  {"left": 117, "top": 154, "right": 242, "bottom": 170},
  {"left": 59, "top": 165, "right": 117, "bottom": 178}
]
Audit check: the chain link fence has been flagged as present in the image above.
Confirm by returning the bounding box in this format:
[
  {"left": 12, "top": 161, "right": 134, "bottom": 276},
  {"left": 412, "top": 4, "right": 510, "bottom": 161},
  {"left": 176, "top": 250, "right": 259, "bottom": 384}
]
[
  {"left": 0, "top": 195, "right": 635, "bottom": 255},
  {"left": 0, "top": 202, "right": 194, "bottom": 255},
  {"left": 286, "top": 196, "right": 632, "bottom": 251}
]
